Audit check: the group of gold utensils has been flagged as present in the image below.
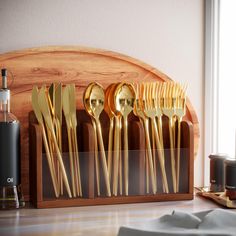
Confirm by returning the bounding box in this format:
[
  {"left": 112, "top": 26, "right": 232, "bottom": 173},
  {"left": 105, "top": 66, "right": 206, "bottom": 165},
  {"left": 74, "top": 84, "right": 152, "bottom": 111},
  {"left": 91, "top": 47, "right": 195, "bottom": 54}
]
[
  {"left": 32, "top": 84, "right": 82, "bottom": 198},
  {"left": 31, "top": 80, "right": 186, "bottom": 198},
  {"left": 83, "top": 81, "right": 186, "bottom": 196},
  {"left": 135, "top": 81, "right": 187, "bottom": 194},
  {"left": 83, "top": 82, "right": 135, "bottom": 197}
]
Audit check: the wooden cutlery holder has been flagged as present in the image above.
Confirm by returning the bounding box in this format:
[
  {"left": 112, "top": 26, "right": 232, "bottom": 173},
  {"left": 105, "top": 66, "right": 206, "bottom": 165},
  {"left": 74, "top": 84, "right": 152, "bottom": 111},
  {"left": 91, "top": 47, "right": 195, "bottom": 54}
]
[{"left": 29, "top": 109, "right": 194, "bottom": 209}]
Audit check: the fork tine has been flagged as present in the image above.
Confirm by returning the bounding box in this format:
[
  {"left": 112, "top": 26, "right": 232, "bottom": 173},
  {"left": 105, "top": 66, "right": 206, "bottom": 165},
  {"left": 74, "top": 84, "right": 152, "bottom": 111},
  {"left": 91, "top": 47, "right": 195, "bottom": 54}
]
[
  {"left": 167, "top": 82, "right": 171, "bottom": 108},
  {"left": 135, "top": 82, "right": 139, "bottom": 99},
  {"left": 160, "top": 82, "right": 164, "bottom": 108},
  {"left": 151, "top": 82, "right": 155, "bottom": 100},
  {"left": 177, "top": 83, "right": 181, "bottom": 108},
  {"left": 148, "top": 82, "right": 152, "bottom": 108},
  {"left": 162, "top": 83, "right": 166, "bottom": 108},
  {"left": 155, "top": 82, "right": 159, "bottom": 108},
  {"left": 147, "top": 83, "right": 150, "bottom": 107},
  {"left": 139, "top": 83, "right": 143, "bottom": 107}
]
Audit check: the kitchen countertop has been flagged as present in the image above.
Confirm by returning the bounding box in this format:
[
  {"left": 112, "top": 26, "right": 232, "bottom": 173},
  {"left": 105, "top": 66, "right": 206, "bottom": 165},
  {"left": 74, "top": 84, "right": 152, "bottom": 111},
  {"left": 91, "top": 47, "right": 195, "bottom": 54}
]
[{"left": 0, "top": 195, "right": 230, "bottom": 236}]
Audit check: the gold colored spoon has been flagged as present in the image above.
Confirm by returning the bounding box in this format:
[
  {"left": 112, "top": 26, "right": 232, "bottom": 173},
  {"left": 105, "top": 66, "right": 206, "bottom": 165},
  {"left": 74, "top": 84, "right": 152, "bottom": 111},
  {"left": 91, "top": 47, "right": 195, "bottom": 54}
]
[
  {"left": 104, "top": 84, "right": 115, "bottom": 182},
  {"left": 109, "top": 83, "right": 122, "bottom": 196},
  {"left": 114, "top": 83, "right": 135, "bottom": 196},
  {"left": 83, "top": 83, "right": 100, "bottom": 196},
  {"left": 84, "top": 83, "right": 111, "bottom": 197}
]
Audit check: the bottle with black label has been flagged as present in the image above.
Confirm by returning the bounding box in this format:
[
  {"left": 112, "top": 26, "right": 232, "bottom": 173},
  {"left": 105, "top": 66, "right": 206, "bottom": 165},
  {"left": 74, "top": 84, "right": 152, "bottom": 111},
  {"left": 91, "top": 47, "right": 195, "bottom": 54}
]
[{"left": 0, "top": 69, "right": 24, "bottom": 209}]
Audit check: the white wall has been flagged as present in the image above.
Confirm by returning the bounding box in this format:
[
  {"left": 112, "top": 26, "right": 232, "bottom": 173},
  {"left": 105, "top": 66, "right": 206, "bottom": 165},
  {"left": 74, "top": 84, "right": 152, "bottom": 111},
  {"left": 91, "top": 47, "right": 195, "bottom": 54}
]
[{"left": 0, "top": 0, "right": 204, "bottom": 186}]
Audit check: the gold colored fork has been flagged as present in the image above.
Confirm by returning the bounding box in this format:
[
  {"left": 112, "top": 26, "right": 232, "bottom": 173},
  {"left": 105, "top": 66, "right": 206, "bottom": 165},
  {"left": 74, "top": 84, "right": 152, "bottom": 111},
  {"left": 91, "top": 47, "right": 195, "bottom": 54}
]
[
  {"left": 175, "top": 83, "right": 187, "bottom": 192},
  {"left": 134, "top": 83, "right": 156, "bottom": 194},
  {"left": 142, "top": 82, "right": 169, "bottom": 194},
  {"left": 162, "top": 82, "right": 177, "bottom": 193},
  {"left": 153, "top": 82, "right": 166, "bottom": 192},
  {"left": 154, "top": 83, "right": 164, "bottom": 153}
]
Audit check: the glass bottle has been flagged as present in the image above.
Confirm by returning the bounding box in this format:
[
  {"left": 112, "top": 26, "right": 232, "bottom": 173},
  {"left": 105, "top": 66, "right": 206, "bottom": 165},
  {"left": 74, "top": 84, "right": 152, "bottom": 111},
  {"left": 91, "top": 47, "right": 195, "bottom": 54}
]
[{"left": 0, "top": 69, "right": 24, "bottom": 209}]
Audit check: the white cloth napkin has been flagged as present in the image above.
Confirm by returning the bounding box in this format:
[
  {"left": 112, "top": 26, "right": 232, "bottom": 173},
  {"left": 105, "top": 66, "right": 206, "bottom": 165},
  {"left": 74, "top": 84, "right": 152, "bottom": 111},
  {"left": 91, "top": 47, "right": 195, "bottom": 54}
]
[{"left": 118, "top": 209, "right": 236, "bottom": 236}]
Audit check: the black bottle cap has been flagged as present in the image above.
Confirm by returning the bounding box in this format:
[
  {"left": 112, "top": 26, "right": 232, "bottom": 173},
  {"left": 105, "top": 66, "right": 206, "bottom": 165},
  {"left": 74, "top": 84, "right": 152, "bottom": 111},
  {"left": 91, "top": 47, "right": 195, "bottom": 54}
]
[{"left": 1, "top": 68, "right": 7, "bottom": 77}]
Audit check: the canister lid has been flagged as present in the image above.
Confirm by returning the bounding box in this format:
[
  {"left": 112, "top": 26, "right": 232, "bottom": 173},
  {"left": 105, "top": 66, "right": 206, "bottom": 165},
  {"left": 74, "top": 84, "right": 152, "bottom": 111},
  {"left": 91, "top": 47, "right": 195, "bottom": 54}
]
[
  {"left": 225, "top": 158, "right": 236, "bottom": 167},
  {"left": 209, "top": 153, "right": 229, "bottom": 160}
]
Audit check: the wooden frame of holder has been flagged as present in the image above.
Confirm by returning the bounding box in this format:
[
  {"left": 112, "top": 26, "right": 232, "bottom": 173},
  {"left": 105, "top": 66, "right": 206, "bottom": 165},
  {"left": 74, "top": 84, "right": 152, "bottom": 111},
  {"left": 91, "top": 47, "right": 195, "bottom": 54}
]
[{"left": 29, "top": 109, "right": 194, "bottom": 209}]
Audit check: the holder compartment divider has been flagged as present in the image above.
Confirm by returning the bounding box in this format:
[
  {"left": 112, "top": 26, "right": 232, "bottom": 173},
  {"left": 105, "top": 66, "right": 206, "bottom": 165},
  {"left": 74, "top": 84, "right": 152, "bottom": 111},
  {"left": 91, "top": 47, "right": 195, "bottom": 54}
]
[{"left": 29, "top": 109, "right": 194, "bottom": 209}]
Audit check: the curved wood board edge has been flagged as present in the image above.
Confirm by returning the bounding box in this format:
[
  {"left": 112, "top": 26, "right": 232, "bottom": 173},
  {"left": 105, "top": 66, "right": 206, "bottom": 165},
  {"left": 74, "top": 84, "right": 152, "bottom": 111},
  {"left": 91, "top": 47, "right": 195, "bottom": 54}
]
[{"left": 0, "top": 46, "right": 199, "bottom": 200}]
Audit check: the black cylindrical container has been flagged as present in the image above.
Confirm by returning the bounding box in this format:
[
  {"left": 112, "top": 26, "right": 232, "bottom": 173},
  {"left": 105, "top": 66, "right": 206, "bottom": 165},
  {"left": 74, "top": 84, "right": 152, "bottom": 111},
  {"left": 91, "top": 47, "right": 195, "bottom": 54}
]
[
  {"left": 0, "top": 122, "right": 20, "bottom": 187},
  {"left": 225, "top": 159, "right": 236, "bottom": 200},
  {"left": 0, "top": 68, "right": 24, "bottom": 209},
  {"left": 209, "top": 153, "right": 228, "bottom": 192}
]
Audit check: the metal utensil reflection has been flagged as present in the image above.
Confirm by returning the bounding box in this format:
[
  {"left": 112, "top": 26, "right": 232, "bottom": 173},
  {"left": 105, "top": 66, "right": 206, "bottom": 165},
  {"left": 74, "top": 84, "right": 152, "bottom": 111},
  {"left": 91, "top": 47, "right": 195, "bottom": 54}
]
[
  {"left": 83, "top": 83, "right": 111, "bottom": 197},
  {"left": 114, "top": 83, "right": 135, "bottom": 196}
]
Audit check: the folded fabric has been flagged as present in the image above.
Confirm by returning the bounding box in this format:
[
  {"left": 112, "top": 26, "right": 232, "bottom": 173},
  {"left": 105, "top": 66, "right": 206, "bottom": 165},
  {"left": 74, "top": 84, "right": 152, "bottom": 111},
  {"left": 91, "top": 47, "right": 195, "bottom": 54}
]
[{"left": 118, "top": 209, "right": 236, "bottom": 236}]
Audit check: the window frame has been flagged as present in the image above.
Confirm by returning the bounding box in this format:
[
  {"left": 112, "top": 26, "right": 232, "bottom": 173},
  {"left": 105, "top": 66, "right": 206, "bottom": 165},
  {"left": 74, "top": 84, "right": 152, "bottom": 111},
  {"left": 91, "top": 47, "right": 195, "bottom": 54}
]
[{"left": 204, "top": 0, "right": 220, "bottom": 186}]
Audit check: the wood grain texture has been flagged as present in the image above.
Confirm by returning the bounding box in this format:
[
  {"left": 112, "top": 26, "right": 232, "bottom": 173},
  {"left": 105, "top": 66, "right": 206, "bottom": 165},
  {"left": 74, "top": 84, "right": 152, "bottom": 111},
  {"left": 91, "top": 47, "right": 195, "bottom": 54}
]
[{"left": 0, "top": 46, "right": 199, "bottom": 200}]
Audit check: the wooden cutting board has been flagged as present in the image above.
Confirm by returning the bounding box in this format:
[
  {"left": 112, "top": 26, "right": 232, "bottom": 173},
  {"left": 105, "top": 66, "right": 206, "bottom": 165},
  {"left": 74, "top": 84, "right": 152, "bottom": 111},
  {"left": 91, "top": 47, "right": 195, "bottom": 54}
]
[{"left": 0, "top": 46, "right": 199, "bottom": 200}]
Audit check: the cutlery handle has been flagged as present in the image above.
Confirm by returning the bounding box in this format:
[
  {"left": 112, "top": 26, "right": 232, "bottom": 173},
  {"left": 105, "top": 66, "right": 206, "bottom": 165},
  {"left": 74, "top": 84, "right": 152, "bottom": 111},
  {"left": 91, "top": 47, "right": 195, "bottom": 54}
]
[
  {"left": 168, "top": 118, "right": 177, "bottom": 193},
  {"left": 176, "top": 117, "right": 182, "bottom": 192},
  {"left": 123, "top": 115, "right": 129, "bottom": 196},
  {"left": 152, "top": 118, "right": 169, "bottom": 193},
  {"left": 144, "top": 119, "right": 156, "bottom": 194},
  {"left": 66, "top": 123, "right": 76, "bottom": 198},
  {"left": 113, "top": 116, "right": 120, "bottom": 196},
  {"left": 145, "top": 148, "right": 150, "bottom": 194},
  {"left": 151, "top": 120, "right": 157, "bottom": 190},
  {"left": 72, "top": 129, "right": 82, "bottom": 197},
  {"left": 92, "top": 119, "right": 100, "bottom": 196},
  {"left": 157, "top": 116, "right": 164, "bottom": 150},
  {"left": 119, "top": 117, "right": 122, "bottom": 195},
  {"left": 95, "top": 118, "right": 111, "bottom": 197},
  {"left": 108, "top": 117, "right": 114, "bottom": 181},
  {"left": 51, "top": 130, "right": 72, "bottom": 198},
  {"left": 55, "top": 119, "right": 63, "bottom": 195},
  {"left": 156, "top": 116, "right": 166, "bottom": 193},
  {"left": 41, "top": 125, "right": 59, "bottom": 198}
]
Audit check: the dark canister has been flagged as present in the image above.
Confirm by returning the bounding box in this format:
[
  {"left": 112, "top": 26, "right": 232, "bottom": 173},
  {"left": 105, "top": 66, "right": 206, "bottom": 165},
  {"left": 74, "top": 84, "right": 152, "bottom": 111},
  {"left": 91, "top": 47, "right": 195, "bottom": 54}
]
[
  {"left": 209, "top": 153, "right": 228, "bottom": 192},
  {"left": 225, "top": 159, "right": 236, "bottom": 200},
  {"left": 0, "top": 69, "right": 24, "bottom": 209}
]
